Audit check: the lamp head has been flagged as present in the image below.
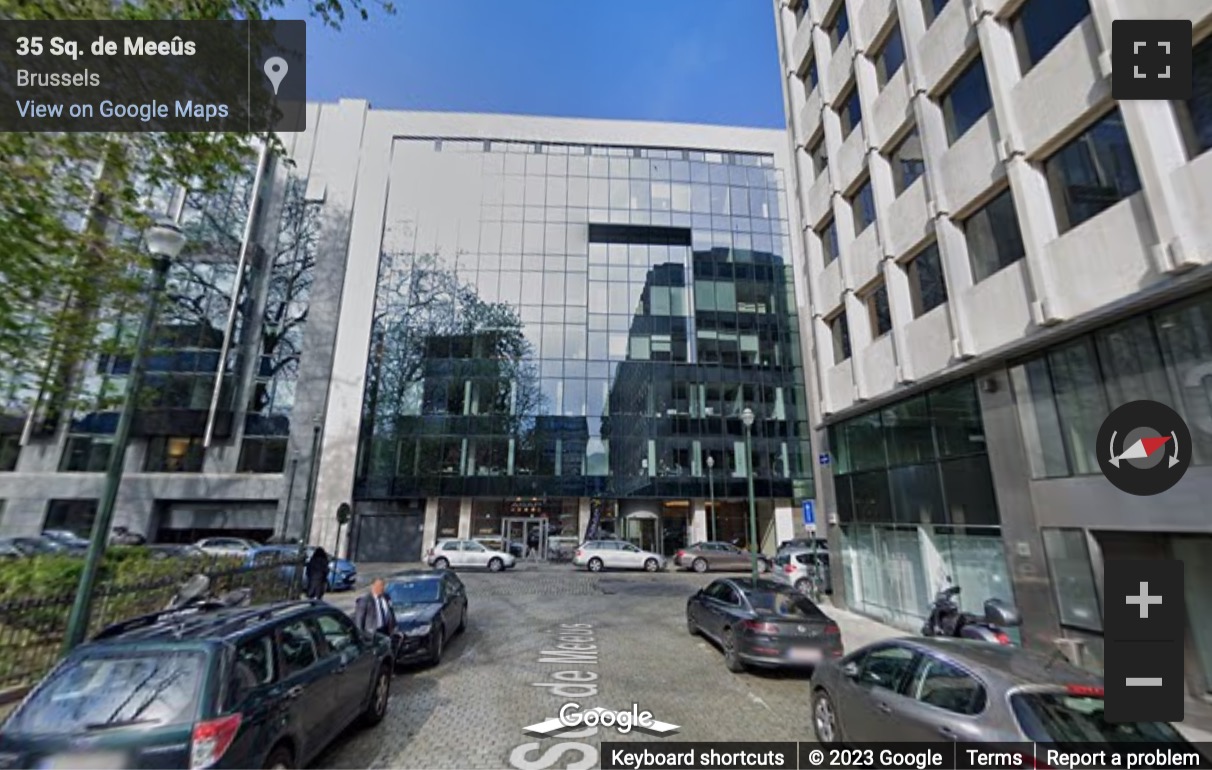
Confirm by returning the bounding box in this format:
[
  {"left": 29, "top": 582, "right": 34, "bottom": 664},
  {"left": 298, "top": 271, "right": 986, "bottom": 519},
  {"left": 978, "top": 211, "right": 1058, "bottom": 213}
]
[
  {"left": 741, "top": 408, "right": 755, "bottom": 427},
  {"left": 144, "top": 219, "right": 187, "bottom": 260},
  {"left": 706, "top": 455, "right": 714, "bottom": 468}
]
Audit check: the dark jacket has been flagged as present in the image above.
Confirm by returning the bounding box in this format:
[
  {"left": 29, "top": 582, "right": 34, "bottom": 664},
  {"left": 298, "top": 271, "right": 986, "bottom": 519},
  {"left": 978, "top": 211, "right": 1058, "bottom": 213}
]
[
  {"left": 305, "top": 549, "right": 330, "bottom": 584},
  {"left": 354, "top": 591, "right": 396, "bottom": 635}
]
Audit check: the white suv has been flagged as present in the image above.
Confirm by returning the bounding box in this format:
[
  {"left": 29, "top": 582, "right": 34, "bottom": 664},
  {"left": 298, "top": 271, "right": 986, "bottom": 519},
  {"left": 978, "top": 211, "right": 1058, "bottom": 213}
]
[
  {"left": 572, "top": 540, "right": 666, "bottom": 572},
  {"left": 771, "top": 548, "right": 831, "bottom": 595},
  {"left": 426, "top": 539, "right": 516, "bottom": 572}
]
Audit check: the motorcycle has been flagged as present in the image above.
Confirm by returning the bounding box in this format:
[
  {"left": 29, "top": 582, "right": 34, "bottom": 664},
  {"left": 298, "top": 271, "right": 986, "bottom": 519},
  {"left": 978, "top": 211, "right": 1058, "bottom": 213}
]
[
  {"left": 920, "top": 577, "right": 1021, "bottom": 644},
  {"left": 164, "top": 574, "right": 253, "bottom": 612}
]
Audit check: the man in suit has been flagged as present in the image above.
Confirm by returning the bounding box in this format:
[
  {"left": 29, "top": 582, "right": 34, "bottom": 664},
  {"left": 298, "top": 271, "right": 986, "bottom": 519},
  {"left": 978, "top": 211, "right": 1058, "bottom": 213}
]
[{"left": 354, "top": 578, "right": 397, "bottom": 637}]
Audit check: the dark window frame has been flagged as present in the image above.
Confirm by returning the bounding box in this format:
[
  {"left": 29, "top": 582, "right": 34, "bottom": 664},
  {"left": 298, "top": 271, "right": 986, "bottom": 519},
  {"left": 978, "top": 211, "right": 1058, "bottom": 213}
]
[
  {"left": 866, "top": 281, "right": 893, "bottom": 338},
  {"left": 905, "top": 242, "right": 948, "bottom": 317},
  {"left": 848, "top": 176, "right": 877, "bottom": 234},
  {"left": 886, "top": 127, "right": 925, "bottom": 196},
  {"left": 873, "top": 22, "right": 907, "bottom": 88},
  {"left": 818, "top": 215, "right": 840, "bottom": 264},
  {"left": 0, "top": 433, "right": 19, "bottom": 472},
  {"left": 144, "top": 435, "right": 205, "bottom": 473},
  {"left": 962, "top": 186, "right": 1026, "bottom": 283},
  {"left": 1043, "top": 107, "right": 1142, "bottom": 234},
  {"left": 807, "top": 131, "right": 829, "bottom": 177},
  {"left": 1010, "top": 0, "right": 1090, "bottom": 74},
  {"left": 922, "top": 0, "right": 950, "bottom": 27},
  {"left": 825, "top": 0, "right": 850, "bottom": 50},
  {"left": 939, "top": 55, "right": 994, "bottom": 144},
  {"left": 838, "top": 83, "right": 863, "bottom": 138},
  {"left": 1176, "top": 36, "right": 1212, "bottom": 158},
  {"left": 829, "top": 311, "right": 852, "bottom": 364},
  {"left": 795, "top": 0, "right": 811, "bottom": 26}
]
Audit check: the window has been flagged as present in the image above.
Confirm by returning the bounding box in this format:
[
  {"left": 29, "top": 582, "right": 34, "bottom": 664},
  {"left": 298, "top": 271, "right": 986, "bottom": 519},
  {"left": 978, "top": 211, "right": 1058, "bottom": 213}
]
[
  {"left": 314, "top": 614, "right": 359, "bottom": 654},
  {"left": 1012, "top": 692, "right": 1185, "bottom": 744},
  {"left": 887, "top": 128, "right": 925, "bottom": 195},
  {"left": 858, "top": 645, "right": 918, "bottom": 692},
  {"left": 826, "top": 1, "right": 850, "bottom": 50},
  {"left": 922, "top": 0, "right": 950, "bottom": 27},
  {"left": 231, "top": 635, "right": 276, "bottom": 704},
  {"left": 1177, "top": 37, "right": 1212, "bottom": 157},
  {"left": 1041, "top": 529, "right": 1102, "bottom": 631},
  {"left": 839, "top": 84, "right": 862, "bottom": 137},
  {"left": 60, "top": 435, "right": 112, "bottom": 472},
  {"left": 441, "top": 540, "right": 461, "bottom": 551},
  {"left": 866, "top": 281, "right": 892, "bottom": 337},
  {"left": 830, "top": 312, "right": 851, "bottom": 363},
  {"left": 807, "top": 59, "right": 819, "bottom": 89},
  {"left": 237, "top": 437, "right": 287, "bottom": 473},
  {"left": 1011, "top": 0, "right": 1089, "bottom": 73},
  {"left": 818, "top": 216, "right": 840, "bottom": 264},
  {"left": 144, "top": 436, "right": 203, "bottom": 473},
  {"left": 849, "top": 177, "right": 876, "bottom": 234},
  {"left": 278, "top": 620, "right": 319, "bottom": 677},
  {"left": 874, "top": 24, "right": 906, "bottom": 87},
  {"left": 807, "top": 132, "right": 828, "bottom": 177},
  {"left": 963, "top": 187, "right": 1025, "bottom": 282},
  {"left": 795, "top": 0, "right": 810, "bottom": 25},
  {"left": 1044, "top": 109, "right": 1141, "bottom": 232},
  {"left": 909, "top": 658, "right": 987, "bottom": 714},
  {"left": 705, "top": 581, "right": 740, "bottom": 604},
  {"left": 906, "top": 242, "right": 947, "bottom": 316},
  {"left": 940, "top": 57, "right": 993, "bottom": 144},
  {"left": 0, "top": 434, "right": 18, "bottom": 471},
  {"left": 1047, "top": 338, "right": 1108, "bottom": 476}
]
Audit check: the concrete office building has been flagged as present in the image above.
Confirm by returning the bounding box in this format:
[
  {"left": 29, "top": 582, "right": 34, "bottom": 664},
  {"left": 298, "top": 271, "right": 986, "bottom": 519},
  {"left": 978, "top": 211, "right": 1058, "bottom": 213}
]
[
  {"left": 0, "top": 105, "right": 820, "bottom": 572},
  {"left": 773, "top": 0, "right": 1212, "bottom": 701}
]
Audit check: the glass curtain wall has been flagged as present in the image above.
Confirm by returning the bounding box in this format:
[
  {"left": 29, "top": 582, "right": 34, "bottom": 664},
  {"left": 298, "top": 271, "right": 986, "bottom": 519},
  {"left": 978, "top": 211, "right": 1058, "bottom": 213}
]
[
  {"left": 355, "top": 139, "right": 814, "bottom": 506},
  {"left": 830, "top": 379, "right": 1014, "bottom": 630}
]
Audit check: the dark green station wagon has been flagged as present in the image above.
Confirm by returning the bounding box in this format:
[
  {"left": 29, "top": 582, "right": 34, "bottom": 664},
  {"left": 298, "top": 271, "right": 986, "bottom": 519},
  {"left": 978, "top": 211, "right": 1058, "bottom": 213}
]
[{"left": 0, "top": 600, "right": 394, "bottom": 769}]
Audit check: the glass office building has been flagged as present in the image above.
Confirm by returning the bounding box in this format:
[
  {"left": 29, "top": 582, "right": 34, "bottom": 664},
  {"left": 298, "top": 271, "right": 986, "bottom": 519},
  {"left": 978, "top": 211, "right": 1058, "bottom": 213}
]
[{"left": 353, "top": 138, "right": 813, "bottom": 558}]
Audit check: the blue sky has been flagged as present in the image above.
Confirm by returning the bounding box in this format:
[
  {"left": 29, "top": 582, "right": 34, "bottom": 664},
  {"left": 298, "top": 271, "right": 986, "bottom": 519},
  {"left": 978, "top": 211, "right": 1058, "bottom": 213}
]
[{"left": 295, "top": 0, "right": 787, "bottom": 128}]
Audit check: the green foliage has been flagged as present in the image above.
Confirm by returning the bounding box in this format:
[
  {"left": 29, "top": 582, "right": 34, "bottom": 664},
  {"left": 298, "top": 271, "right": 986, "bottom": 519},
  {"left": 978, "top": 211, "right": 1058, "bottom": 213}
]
[{"left": 0, "top": 0, "right": 394, "bottom": 411}]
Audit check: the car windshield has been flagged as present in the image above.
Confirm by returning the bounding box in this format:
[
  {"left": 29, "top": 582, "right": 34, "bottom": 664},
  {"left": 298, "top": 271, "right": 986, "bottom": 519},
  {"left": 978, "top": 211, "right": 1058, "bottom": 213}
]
[
  {"left": 1011, "top": 692, "right": 1186, "bottom": 744},
  {"left": 387, "top": 580, "right": 441, "bottom": 605},
  {"left": 746, "top": 590, "right": 821, "bottom": 618},
  {"left": 7, "top": 651, "right": 205, "bottom": 735}
]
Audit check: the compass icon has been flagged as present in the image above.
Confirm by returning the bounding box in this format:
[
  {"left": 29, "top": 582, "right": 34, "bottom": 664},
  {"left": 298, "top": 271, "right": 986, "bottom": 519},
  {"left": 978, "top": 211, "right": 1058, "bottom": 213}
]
[{"left": 1097, "top": 400, "right": 1192, "bottom": 496}]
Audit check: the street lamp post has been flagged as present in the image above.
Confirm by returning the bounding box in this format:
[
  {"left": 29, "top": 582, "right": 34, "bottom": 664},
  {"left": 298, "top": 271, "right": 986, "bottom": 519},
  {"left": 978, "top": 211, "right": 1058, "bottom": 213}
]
[
  {"left": 63, "top": 220, "right": 188, "bottom": 652},
  {"left": 706, "top": 454, "right": 716, "bottom": 541},
  {"left": 741, "top": 407, "right": 759, "bottom": 585}
]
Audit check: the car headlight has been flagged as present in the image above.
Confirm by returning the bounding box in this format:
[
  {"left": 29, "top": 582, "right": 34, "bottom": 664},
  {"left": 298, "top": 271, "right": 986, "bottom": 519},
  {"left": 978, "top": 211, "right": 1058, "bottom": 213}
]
[{"left": 403, "top": 624, "right": 432, "bottom": 637}]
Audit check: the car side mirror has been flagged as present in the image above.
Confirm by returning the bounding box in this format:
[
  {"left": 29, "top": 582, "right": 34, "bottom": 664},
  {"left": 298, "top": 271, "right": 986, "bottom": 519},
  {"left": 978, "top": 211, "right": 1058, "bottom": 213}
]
[{"left": 841, "top": 661, "right": 859, "bottom": 678}]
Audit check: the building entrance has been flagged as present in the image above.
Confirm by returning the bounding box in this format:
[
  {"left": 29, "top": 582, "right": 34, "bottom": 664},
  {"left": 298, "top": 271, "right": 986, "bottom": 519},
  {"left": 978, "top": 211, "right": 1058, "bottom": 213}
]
[{"left": 503, "top": 516, "right": 547, "bottom": 560}]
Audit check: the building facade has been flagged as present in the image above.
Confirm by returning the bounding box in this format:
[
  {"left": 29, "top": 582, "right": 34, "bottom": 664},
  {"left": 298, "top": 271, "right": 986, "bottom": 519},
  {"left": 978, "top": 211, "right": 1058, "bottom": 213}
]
[
  {"left": 0, "top": 107, "right": 820, "bottom": 570},
  {"left": 773, "top": 0, "right": 1212, "bottom": 702}
]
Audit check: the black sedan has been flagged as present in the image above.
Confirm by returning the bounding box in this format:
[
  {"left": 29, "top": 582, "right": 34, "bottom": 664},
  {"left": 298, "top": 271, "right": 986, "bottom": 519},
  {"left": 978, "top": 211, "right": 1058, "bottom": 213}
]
[
  {"left": 686, "top": 578, "right": 843, "bottom": 672},
  {"left": 386, "top": 570, "right": 468, "bottom": 667}
]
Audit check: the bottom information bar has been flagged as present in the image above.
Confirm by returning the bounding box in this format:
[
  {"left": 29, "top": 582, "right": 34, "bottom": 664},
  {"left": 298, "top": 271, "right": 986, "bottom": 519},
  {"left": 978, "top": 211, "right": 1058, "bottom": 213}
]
[{"left": 599, "top": 742, "right": 1212, "bottom": 770}]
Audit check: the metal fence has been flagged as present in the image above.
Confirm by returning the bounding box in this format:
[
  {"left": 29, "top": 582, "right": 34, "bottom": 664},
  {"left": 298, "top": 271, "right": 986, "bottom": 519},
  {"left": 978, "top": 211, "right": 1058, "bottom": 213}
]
[{"left": 0, "top": 557, "right": 302, "bottom": 696}]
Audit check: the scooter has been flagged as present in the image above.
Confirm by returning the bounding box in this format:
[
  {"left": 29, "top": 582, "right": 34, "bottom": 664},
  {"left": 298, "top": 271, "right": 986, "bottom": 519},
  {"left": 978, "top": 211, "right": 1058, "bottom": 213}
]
[
  {"left": 164, "top": 574, "right": 253, "bottom": 612},
  {"left": 920, "top": 577, "right": 1021, "bottom": 644}
]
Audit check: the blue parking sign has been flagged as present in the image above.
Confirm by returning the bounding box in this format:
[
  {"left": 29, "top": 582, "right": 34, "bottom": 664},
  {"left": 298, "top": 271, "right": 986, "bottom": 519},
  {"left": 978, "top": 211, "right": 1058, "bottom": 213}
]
[{"left": 802, "top": 500, "right": 815, "bottom": 526}]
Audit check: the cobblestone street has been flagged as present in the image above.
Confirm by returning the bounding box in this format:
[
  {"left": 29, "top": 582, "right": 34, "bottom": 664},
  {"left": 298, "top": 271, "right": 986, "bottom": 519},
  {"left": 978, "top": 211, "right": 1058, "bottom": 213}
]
[{"left": 313, "top": 567, "right": 900, "bottom": 770}]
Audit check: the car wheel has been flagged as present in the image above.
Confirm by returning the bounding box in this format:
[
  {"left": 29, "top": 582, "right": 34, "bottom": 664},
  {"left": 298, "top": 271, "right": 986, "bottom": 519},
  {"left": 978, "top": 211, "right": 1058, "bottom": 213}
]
[
  {"left": 488, "top": 557, "right": 504, "bottom": 572},
  {"left": 795, "top": 578, "right": 811, "bottom": 595},
  {"left": 433, "top": 557, "right": 449, "bottom": 570},
  {"left": 812, "top": 689, "right": 840, "bottom": 744},
  {"left": 644, "top": 558, "right": 659, "bottom": 572},
  {"left": 360, "top": 665, "right": 391, "bottom": 727},
  {"left": 457, "top": 601, "right": 467, "bottom": 633},
  {"left": 692, "top": 558, "right": 708, "bottom": 573},
  {"left": 262, "top": 744, "right": 294, "bottom": 769},
  {"left": 722, "top": 629, "right": 745, "bottom": 673},
  {"left": 587, "top": 557, "right": 604, "bottom": 572},
  {"left": 686, "top": 613, "right": 698, "bottom": 636},
  {"left": 429, "top": 624, "right": 445, "bottom": 665}
]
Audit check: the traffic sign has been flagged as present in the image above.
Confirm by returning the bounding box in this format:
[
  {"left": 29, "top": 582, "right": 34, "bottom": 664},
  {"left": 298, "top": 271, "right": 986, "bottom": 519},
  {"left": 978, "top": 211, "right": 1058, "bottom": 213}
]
[
  {"left": 802, "top": 500, "right": 816, "bottom": 526},
  {"left": 336, "top": 503, "right": 351, "bottom": 525},
  {"left": 818, "top": 453, "right": 830, "bottom": 466}
]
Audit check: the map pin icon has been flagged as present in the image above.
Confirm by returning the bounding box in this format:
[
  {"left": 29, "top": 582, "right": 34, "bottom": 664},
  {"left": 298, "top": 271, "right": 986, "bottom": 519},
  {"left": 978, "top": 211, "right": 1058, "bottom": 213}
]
[{"left": 264, "top": 57, "right": 288, "bottom": 95}]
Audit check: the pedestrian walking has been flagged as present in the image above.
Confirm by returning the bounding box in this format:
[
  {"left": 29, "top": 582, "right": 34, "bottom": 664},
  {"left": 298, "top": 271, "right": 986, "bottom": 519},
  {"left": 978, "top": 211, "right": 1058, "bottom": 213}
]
[
  {"left": 354, "top": 578, "right": 401, "bottom": 658},
  {"left": 305, "top": 547, "right": 330, "bottom": 600}
]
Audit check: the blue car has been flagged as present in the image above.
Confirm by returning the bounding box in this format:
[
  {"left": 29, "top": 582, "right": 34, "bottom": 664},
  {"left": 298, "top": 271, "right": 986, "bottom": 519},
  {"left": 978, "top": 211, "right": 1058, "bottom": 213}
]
[{"left": 246, "top": 545, "right": 358, "bottom": 592}]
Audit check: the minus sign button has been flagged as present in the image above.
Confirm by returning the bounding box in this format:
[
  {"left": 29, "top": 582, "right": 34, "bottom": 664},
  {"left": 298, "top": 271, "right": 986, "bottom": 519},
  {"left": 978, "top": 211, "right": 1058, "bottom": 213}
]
[{"left": 1126, "top": 678, "right": 1164, "bottom": 686}]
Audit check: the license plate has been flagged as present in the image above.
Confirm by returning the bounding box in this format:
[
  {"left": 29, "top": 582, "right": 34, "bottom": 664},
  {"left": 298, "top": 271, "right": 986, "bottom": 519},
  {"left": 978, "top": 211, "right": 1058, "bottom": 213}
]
[
  {"left": 788, "top": 647, "right": 822, "bottom": 662},
  {"left": 40, "top": 751, "right": 128, "bottom": 769}
]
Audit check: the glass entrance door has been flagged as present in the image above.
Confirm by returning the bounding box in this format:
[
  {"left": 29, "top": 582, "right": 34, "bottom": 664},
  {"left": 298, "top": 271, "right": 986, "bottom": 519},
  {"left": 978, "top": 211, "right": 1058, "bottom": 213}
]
[
  {"left": 503, "top": 517, "right": 548, "bottom": 559},
  {"left": 625, "top": 516, "right": 659, "bottom": 553}
]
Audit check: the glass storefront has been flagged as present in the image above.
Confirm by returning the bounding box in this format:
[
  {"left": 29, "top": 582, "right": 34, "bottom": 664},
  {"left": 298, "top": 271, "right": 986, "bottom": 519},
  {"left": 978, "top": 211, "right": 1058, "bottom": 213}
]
[
  {"left": 353, "top": 138, "right": 814, "bottom": 546},
  {"left": 829, "top": 379, "right": 1014, "bottom": 630}
]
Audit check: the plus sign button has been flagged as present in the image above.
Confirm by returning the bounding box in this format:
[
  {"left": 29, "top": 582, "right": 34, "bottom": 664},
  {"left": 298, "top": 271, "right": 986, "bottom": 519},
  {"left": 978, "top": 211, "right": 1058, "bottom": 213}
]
[
  {"left": 1104, "top": 559, "right": 1184, "bottom": 642},
  {"left": 1112, "top": 20, "right": 1193, "bottom": 100}
]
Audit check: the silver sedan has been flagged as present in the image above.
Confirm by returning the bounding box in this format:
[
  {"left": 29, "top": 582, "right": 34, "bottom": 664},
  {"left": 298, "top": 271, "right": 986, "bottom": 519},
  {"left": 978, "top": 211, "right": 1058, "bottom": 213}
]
[{"left": 810, "top": 637, "right": 1193, "bottom": 746}]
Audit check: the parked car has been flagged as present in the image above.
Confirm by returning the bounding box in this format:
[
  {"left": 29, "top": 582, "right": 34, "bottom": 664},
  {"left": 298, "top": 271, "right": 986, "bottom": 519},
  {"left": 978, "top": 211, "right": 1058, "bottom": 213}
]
[
  {"left": 686, "top": 578, "right": 842, "bottom": 672},
  {"left": 195, "top": 536, "right": 260, "bottom": 557},
  {"left": 41, "top": 529, "right": 90, "bottom": 550},
  {"left": 146, "top": 543, "right": 208, "bottom": 560},
  {"left": 572, "top": 540, "right": 666, "bottom": 572},
  {"left": 0, "top": 600, "right": 394, "bottom": 769},
  {"left": 471, "top": 536, "right": 525, "bottom": 559},
  {"left": 777, "top": 537, "right": 827, "bottom": 553},
  {"left": 0, "top": 536, "right": 64, "bottom": 558},
  {"left": 384, "top": 570, "right": 468, "bottom": 667},
  {"left": 674, "top": 541, "right": 772, "bottom": 574},
  {"left": 809, "top": 637, "right": 1194, "bottom": 747},
  {"left": 244, "top": 545, "right": 359, "bottom": 592},
  {"left": 771, "top": 548, "right": 832, "bottom": 595},
  {"left": 425, "top": 539, "right": 516, "bottom": 572}
]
